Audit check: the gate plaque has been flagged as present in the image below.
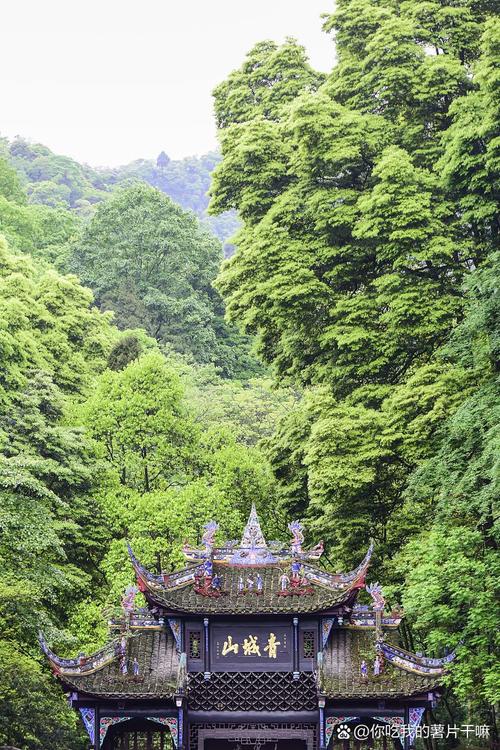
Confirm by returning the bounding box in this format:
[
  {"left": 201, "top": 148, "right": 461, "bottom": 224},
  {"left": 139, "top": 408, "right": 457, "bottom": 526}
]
[{"left": 211, "top": 623, "right": 293, "bottom": 672}]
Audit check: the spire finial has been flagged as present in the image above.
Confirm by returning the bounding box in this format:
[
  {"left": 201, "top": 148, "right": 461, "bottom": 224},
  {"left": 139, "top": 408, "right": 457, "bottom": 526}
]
[{"left": 240, "top": 503, "right": 267, "bottom": 548}]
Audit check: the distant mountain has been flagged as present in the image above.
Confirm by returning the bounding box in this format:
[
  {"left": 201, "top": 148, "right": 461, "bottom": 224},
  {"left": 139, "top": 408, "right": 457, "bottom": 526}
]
[{"left": 1, "top": 137, "right": 238, "bottom": 254}]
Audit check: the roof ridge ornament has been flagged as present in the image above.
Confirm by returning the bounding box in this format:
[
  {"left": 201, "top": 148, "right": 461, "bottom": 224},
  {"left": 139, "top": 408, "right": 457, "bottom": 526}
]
[
  {"left": 366, "top": 581, "right": 385, "bottom": 639},
  {"left": 288, "top": 520, "right": 304, "bottom": 555},
  {"left": 121, "top": 584, "right": 139, "bottom": 613},
  {"left": 239, "top": 503, "right": 267, "bottom": 549},
  {"left": 366, "top": 582, "right": 385, "bottom": 611},
  {"left": 201, "top": 520, "right": 219, "bottom": 555},
  {"left": 230, "top": 503, "right": 277, "bottom": 565},
  {"left": 181, "top": 507, "right": 328, "bottom": 567}
]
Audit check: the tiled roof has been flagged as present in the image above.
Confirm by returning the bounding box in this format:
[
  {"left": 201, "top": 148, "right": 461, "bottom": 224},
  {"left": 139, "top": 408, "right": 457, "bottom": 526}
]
[
  {"left": 130, "top": 506, "right": 373, "bottom": 616},
  {"left": 321, "top": 629, "right": 443, "bottom": 699},
  {"left": 142, "top": 563, "right": 358, "bottom": 615},
  {"left": 59, "top": 629, "right": 179, "bottom": 700},
  {"left": 46, "top": 626, "right": 445, "bottom": 701}
]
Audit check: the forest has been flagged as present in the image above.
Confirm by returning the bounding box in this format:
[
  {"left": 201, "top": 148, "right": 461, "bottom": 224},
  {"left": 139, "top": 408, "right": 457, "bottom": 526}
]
[
  {"left": 0, "top": 138, "right": 239, "bottom": 254},
  {"left": 0, "top": 1, "right": 498, "bottom": 748}
]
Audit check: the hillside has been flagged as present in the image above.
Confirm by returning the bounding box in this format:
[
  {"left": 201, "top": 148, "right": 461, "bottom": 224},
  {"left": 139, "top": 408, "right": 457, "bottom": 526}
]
[{"left": 0, "top": 136, "right": 238, "bottom": 253}]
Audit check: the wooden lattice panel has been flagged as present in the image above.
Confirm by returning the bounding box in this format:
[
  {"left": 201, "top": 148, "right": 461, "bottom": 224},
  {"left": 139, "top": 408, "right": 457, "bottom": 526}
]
[
  {"left": 187, "top": 671, "right": 317, "bottom": 711},
  {"left": 109, "top": 728, "right": 172, "bottom": 750}
]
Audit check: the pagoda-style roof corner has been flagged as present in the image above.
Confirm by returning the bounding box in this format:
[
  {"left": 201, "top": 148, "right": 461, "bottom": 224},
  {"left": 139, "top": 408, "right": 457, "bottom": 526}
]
[
  {"left": 39, "top": 630, "right": 119, "bottom": 677},
  {"left": 303, "top": 539, "right": 374, "bottom": 592},
  {"left": 354, "top": 539, "right": 375, "bottom": 585},
  {"left": 39, "top": 630, "right": 60, "bottom": 673},
  {"left": 39, "top": 626, "right": 180, "bottom": 700},
  {"left": 321, "top": 629, "right": 453, "bottom": 699},
  {"left": 378, "top": 640, "right": 455, "bottom": 677},
  {"left": 127, "top": 541, "right": 164, "bottom": 589}
]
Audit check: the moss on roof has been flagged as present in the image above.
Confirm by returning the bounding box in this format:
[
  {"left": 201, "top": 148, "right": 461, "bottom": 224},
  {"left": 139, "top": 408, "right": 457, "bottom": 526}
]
[
  {"left": 146, "top": 563, "right": 356, "bottom": 615},
  {"left": 61, "top": 629, "right": 178, "bottom": 700},
  {"left": 55, "top": 625, "right": 443, "bottom": 701},
  {"left": 322, "top": 629, "right": 443, "bottom": 699}
]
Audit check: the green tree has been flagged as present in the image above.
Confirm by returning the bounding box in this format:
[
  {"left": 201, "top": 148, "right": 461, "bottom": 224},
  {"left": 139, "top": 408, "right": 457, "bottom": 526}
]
[
  {"left": 28, "top": 179, "right": 72, "bottom": 208},
  {"left": 439, "top": 18, "right": 500, "bottom": 260},
  {"left": 81, "top": 352, "right": 195, "bottom": 493},
  {"left": 0, "top": 192, "right": 80, "bottom": 264},
  {"left": 185, "top": 366, "right": 295, "bottom": 447},
  {"left": 0, "top": 236, "right": 115, "bottom": 629},
  {"left": 0, "top": 236, "right": 118, "bottom": 748},
  {"left": 107, "top": 332, "right": 143, "bottom": 371},
  {"left": 213, "top": 38, "right": 324, "bottom": 129},
  {"left": 77, "top": 352, "right": 277, "bottom": 605},
  {"left": 69, "top": 183, "right": 259, "bottom": 377},
  {"left": 210, "top": 1, "right": 499, "bottom": 578},
  {"left": 323, "top": 0, "right": 482, "bottom": 164},
  {"left": 6, "top": 137, "right": 239, "bottom": 248},
  {"left": 0, "top": 642, "right": 85, "bottom": 750},
  {"left": 393, "top": 254, "right": 500, "bottom": 726},
  {"left": 101, "top": 480, "right": 244, "bottom": 602},
  {"left": 0, "top": 156, "right": 26, "bottom": 203}
]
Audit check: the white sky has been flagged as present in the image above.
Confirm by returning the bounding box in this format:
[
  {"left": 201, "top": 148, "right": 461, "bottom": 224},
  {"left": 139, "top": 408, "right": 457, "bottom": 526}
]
[{"left": 0, "top": 1, "right": 334, "bottom": 167}]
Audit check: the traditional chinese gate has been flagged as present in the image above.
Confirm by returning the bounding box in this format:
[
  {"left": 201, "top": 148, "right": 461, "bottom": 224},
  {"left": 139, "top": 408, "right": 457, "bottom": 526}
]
[{"left": 42, "top": 506, "right": 444, "bottom": 750}]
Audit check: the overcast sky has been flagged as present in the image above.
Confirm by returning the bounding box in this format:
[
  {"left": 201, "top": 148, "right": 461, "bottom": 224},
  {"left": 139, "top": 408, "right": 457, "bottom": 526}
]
[{"left": 1, "top": 1, "right": 334, "bottom": 167}]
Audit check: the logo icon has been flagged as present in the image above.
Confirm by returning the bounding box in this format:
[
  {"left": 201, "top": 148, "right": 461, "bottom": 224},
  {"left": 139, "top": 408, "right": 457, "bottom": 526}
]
[{"left": 337, "top": 724, "right": 351, "bottom": 740}]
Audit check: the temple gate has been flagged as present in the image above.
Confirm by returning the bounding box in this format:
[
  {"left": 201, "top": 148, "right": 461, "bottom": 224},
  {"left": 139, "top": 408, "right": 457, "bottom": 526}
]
[{"left": 41, "top": 506, "right": 453, "bottom": 750}]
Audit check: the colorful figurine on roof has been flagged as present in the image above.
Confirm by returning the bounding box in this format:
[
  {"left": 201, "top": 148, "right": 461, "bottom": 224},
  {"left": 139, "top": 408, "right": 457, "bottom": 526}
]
[
  {"left": 121, "top": 584, "right": 139, "bottom": 613},
  {"left": 127, "top": 506, "right": 377, "bottom": 615},
  {"left": 291, "top": 560, "right": 302, "bottom": 578},
  {"left": 288, "top": 520, "right": 304, "bottom": 555},
  {"left": 278, "top": 561, "right": 314, "bottom": 597},
  {"left": 183, "top": 519, "right": 219, "bottom": 562},
  {"left": 193, "top": 561, "right": 225, "bottom": 598},
  {"left": 182, "top": 504, "right": 326, "bottom": 568},
  {"left": 279, "top": 571, "right": 290, "bottom": 592},
  {"left": 201, "top": 520, "right": 218, "bottom": 555},
  {"left": 366, "top": 582, "right": 385, "bottom": 611}
]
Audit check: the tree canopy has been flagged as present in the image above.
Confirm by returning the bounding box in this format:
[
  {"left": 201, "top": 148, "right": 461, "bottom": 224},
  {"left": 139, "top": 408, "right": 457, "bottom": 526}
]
[
  {"left": 69, "top": 183, "right": 260, "bottom": 378},
  {"left": 210, "top": 2, "right": 500, "bottom": 725},
  {"left": 1, "top": 136, "right": 238, "bottom": 249},
  {"left": 0, "top": 3, "right": 498, "bottom": 745},
  {"left": 0, "top": 236, "right": 278, "bottom": 748}
]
